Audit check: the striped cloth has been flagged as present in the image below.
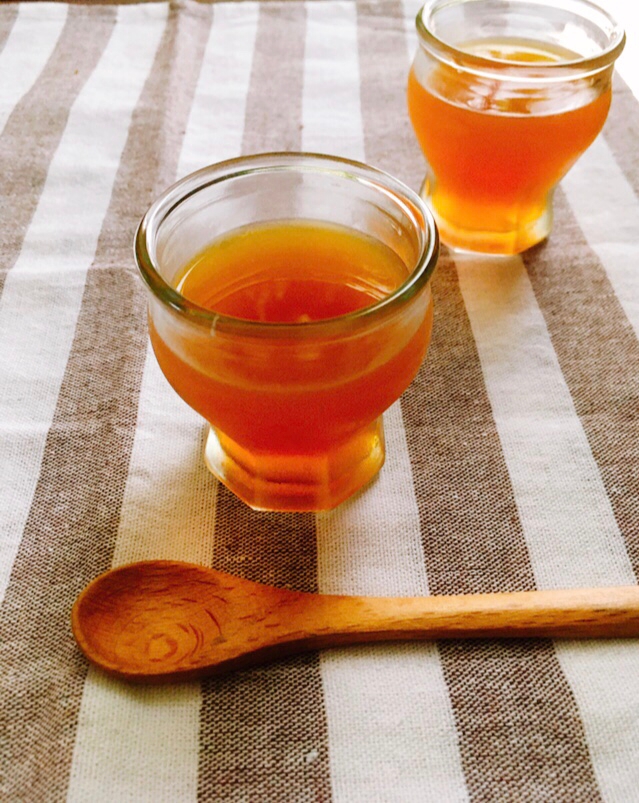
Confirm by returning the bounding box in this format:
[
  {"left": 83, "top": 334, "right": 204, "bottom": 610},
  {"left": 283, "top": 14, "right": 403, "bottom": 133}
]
[{"left": 1, "top": 1, "right": 638, "bottom": 800}]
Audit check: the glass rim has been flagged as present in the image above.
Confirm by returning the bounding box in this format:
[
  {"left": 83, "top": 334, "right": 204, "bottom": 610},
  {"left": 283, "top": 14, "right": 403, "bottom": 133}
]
[
  {"left": 135, "top": 152, "right": 439, "bottom": 338},
  {"left": 415, "top": 0, "right": 626, "bottom": 79}
]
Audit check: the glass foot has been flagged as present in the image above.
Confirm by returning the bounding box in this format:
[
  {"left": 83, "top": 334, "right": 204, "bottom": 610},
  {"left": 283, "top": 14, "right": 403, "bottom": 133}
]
[
  {"left": 419, "top": 176, "right": 553, "bottom": 255},
  {"left": 203, "top": 418, "right": 386, "bottom": 512}
]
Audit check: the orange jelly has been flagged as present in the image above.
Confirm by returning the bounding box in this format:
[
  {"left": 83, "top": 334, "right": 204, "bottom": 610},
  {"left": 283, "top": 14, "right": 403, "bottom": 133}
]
[
  {"left": 149, "top": 220, "right": 433, "bottom": 510},
  {"left": 408, "top": 38, "right": 611, "bottom": 252}
]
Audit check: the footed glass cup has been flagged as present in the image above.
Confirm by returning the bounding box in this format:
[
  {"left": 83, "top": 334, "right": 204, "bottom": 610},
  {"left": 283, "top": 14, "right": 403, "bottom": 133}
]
[
  {"left": 135, "top": 153, "right": 439, "bottom": 512},
  {"left": 407, "top": 0, "right": 625, "bottom": 254}
]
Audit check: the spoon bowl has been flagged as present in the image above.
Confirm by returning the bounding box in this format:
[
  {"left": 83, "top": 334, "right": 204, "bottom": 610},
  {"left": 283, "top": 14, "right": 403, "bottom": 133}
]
[{"left": 72, "top": 560, "right": 639, "bottom": 683}]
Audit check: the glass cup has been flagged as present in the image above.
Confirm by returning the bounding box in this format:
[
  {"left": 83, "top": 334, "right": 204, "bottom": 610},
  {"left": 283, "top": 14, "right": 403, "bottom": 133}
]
[
  {"left": 407, "top": 0, "right": 625, "bottom": 254},
  {"left": 135, "top": 153, "right": 439, "bottom": 512}
]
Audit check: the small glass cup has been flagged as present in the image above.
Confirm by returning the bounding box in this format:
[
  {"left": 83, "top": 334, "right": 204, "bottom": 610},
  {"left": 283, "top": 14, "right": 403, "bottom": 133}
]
[
  {"left": 407, "top": 0, "right": 625, "bottom": 255},
  {"left": 135, "top": 153, "right": 439, "bottom": 512}
]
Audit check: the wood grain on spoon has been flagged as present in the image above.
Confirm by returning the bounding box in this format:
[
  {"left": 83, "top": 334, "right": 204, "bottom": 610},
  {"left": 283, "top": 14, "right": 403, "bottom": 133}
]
[{"left": 71, "top": 560, "right": 639, "bottom": 683}]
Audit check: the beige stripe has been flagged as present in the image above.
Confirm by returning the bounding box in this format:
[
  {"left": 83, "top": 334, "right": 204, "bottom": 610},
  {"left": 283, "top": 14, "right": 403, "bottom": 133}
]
[
  {"left": 0, "top": 5, "right": 192, "bottom": 800},
  {"left": 0, "top": 4, "right": 116, "bottom": 299},
  {"left": 562, "top": 141, "right": 639, "bottom": 343},
  {"left": 362, "top": 0, "right": 604, "bottom": 796},
  {"left": 357, "top": 0, "right": 423, "bottom": 188},
  {"left": 523, "top": 186, "right": 639, "bottom": 575},
  {"left": 241, "top": 1, "right": 306, "bottom": 154},
  {"left": 304, "top": 3, "right": 468, "bottom": 799},
  {"left": 66, "top": 4, "right": 215, "bottom": 802},
  {"left": 601, "top": 0, "right": 639, "bottom": 99},
  {"left": 0, "top": 3, "right": 68, "bottom": 136},
  {"left": 604, "top": 75, "right": 639, "bottom": 197},
  {"left": 197, "top": 5, "right": 331, "bottom": 801},
  {"left": 402, "top": 254, "right": 539, "bottom": 597},
  {"left": 0, "top": 3, "right": 19, "bottom": 52},
  {"left": 455, "top": 245, "right": 638, "bottom": 798},
  {"left": 201, "top": 503, "right": 332, "bottom": 801},
  {"left": 407, "top": 251, "right": 602, "bottom": 799}
]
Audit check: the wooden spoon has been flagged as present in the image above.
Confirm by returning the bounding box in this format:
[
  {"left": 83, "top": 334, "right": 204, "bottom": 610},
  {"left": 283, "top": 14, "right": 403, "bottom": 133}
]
[{"left": 71, "top": 560, "right": 639, "bottom": 683}]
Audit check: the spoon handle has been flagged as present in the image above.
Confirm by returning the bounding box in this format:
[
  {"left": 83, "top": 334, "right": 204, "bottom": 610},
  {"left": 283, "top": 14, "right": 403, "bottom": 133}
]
[
  {"left": 71, "top": 561, "right": 639, "bottom": 683},
  {"left": 303, "top": 585, "right": 639, "bottom": 644}
]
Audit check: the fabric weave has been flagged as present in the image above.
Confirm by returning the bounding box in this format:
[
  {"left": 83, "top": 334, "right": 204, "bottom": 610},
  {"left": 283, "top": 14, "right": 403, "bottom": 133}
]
[{"left": 1, "top": 1, "right": 638, "bottom": 800}]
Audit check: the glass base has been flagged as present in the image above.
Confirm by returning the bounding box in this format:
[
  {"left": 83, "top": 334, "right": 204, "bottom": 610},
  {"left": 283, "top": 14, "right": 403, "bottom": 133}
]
[
  {"left": 420, "top": 177, "right": 552, "bottom": 255},
  {"left": 203, "top": 419, "right": 386, "bottom": 512}
]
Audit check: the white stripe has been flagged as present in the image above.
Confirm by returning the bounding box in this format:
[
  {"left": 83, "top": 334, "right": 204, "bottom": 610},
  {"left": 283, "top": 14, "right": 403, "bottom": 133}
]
[
  {"left": 561, "top": 136, "right": 639, "bottom": 341},
  {"left": 402, "top": 0, "right": 422, "bottom": 65},
  {"left": 457, "top": 255, "right": 635, "bottom": 588},
  {"left": 112, "top": 354, "right": 217, "bottom": 570},
  {"left": 68, "top": 676, "right": 201, "bottom": 803},
  {"left": 0, "top": 3, "right": 68, "bottom": 135},
  {"left": 178, "top": 1, "right": 259, "bottom": 177},
  {"left": 302, "top": 1, "right": 364, "bottom": 162},
  {"left": 404, "top": 0, "right": 639, "bottom": 795},
  {"left": 553, "top": 640, "right": 639, "bottom": 799},
  {"left": 67, "top": 358, "right": 211, "bottom": 803},
  {"left": 596, "top": 0, "right": 639, "bottom": 99},
  {"left": 455, "top": 252, "right": 639, "bottom": 799},
  {"left": 68, "top": 7, "right": 259, "bottom": 802},
  {"left": 557, "top": 99, "right": 639, "bottom": 801},
  {"left": 317, "top": 406, "right": 431, "bottom": 600},
  {"left": 0, "top": 3, "right": 167, "bottom": 607},
  {"left": 317, "top": 407, "right": 469, "bottom": 803},
  {"left": 304, "top": 4, "right": 468, "bottom": 800}
]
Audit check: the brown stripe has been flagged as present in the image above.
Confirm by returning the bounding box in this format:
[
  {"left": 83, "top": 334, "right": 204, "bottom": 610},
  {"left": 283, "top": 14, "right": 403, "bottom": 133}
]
[
  {"left": 241, "top": 1, "right": 306, "bottom": 153},
  {"left": 198, "top": 5, "right": 331, "bottom": 802},
  {"left": 523, "top": 188, "right": 639, "bottom": 571},
  {"left": 0, "top": 5, "right": 212, "bottom": 799},
  {"left": 356, "top": 0, "right": 423, "bottom": 190},
  {"left": 0, "top": 2, "right": 19, "bottom": 53},
  {"left": 199, "top": 501, "right": 331, "bottom": 801},
  {"left": 603, "top": 74, "right": 639, "bottom": 197},
  {"left": 0, "top": 5, "right": 116, "bottom": 299},
  {"left": 402, "top": 255, "right": 537, "bottom": 594},
  {"left": 407, "top": 256, "right": 601, "bottom": 801},
  {"left": 357, "top": 0, "right": 602, "bottom": 798}
]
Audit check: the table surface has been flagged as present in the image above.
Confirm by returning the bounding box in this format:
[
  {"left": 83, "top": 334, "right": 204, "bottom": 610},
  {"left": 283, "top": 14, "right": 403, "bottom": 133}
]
[{"left": 1, "top": 1, "right": 639, "bottom": 800}]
